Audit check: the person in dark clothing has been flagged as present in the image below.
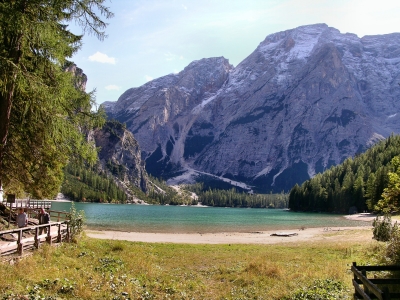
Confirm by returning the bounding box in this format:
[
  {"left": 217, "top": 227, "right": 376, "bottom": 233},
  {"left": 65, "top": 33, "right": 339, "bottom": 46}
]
[
  {"left": 38, "top": 207, "right": 50, "bottom": 234},
  {"left": 16, "top": 208, "right": 28, "bottom": 228}
]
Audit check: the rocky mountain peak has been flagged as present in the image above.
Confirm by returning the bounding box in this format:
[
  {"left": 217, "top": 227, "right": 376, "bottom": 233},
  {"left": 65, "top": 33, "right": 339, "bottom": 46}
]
[{"left": 104, "top": 24, "right": 400, "bottom": 192}]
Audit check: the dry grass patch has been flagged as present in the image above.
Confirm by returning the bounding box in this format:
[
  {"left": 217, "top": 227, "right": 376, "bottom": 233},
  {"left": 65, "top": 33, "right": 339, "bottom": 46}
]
[{"left": 0, "top": 236, "right": 384, "bottom": 299}]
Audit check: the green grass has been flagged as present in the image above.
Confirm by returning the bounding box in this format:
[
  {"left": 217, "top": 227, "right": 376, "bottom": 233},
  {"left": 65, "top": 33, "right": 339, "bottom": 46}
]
[
  {"left": 0, "top": 235, "right": 385, "bottom": 299},
  {"left": 392, "top": 215, "right": 400, "bottom": 222}
]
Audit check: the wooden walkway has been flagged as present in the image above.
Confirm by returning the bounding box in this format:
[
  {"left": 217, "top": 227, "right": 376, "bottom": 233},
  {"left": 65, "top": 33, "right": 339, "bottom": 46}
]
[
  {"left": 0, "top": 221, "right": 70, "bottom": 257},
  {"left": 0, "top": 202, "right": 72, "bottom": 258}
]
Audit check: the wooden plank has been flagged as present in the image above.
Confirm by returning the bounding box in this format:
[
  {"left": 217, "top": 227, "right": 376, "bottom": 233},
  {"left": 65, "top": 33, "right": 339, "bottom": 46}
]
[
  {"left": 369, "top": 278, "right": 400, "bottom": 284},
  {"left": 353, "top": 265, "right": 400, "bottom": 272},
  {"left": 351, "top": 266, "right": 385, "bottom": 300},
  {"left": 0, "top": 242, "right": 18, "bottom": 255},
  {"left": 353, "top": 279, "right": 372, "bottom": 300}
]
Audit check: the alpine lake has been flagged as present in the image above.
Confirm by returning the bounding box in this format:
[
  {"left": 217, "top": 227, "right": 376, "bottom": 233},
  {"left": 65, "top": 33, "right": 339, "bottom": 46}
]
[{"left": 51, "top": 202, "right": 371, "bottom": 233}]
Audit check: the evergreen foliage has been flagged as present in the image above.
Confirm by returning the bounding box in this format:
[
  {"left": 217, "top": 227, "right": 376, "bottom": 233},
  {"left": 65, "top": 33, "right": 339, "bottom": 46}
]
[
  {"left": 61, "top": 163, "right": 127, "bottom": 203},
  {"left": 185, "top": 182, "right": 288, "bottom": 208},
  {"left": 375, "top": 156, "right": 400, "bottom": 213},
  {"left": 0, "top": 1, "right": 112, "bottom": 198},
  {"left": 289, "top": 134, "right": 400, "bottom": 213}
]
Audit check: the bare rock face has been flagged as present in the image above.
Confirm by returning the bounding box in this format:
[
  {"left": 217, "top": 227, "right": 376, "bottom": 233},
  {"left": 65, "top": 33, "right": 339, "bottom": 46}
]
[
  {"left": 92, "top": 121, "right": 149, "bottom": 194},
  {"left": 104, "top": 24, "right": 400, "bottom": 192},
  {"left": 65, "top": 63, "right": 87, "bottom": 91}
]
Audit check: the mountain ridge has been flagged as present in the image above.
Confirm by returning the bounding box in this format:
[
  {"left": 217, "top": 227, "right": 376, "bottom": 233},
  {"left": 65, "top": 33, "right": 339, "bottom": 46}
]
[{"left": 104, "top": 24, "right": 400, "bottom": 192}]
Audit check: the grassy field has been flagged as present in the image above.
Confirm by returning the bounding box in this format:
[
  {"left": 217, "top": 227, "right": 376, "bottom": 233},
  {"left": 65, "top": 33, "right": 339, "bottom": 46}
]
[{"left": 0, "top": 233, "right": 384, "bottom": 299}]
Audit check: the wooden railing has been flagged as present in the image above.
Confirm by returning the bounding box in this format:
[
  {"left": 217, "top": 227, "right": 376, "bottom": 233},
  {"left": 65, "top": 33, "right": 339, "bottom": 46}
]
[
  {"left": 4, "top": 198, "right": 52, "bottom": 209},
  {"left": 28, "top": 200, "right": 52, "bottom": 209},
  {"left": 351, "top": 262, "right": 400, "bottom": 300},
  {"left": 0, "top": 221, "right": 70, "bottom": 257},
  {"left": 48, "top": 210, "right": 69, "bottom": 222}
]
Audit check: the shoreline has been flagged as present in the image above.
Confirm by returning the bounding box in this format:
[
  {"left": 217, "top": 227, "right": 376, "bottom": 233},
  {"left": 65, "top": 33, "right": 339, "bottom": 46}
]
[{"left": 85, "top": 213, "right": 375, "bottom": 244}]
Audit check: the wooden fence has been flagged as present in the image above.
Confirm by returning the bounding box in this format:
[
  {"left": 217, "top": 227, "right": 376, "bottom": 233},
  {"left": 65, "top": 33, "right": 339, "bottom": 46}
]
[
  {"left": 352, "top": 262, "right": 400, "bottom": 300},
  {"left": 0, "top": 221, "right": 70, "bottom": 257},
  {"left": 47, "top": 210, "right": 70, "bottom": 222},
  {"left": 4, "top": 199, "right": 52, "bottom": 209}
]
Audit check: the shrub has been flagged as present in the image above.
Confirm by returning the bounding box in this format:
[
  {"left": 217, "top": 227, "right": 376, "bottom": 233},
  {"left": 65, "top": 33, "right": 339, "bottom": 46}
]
[
  {"left": 372, "top": 215, "right": 394, "bottom": 242},
  {"left": 386, "top": 222, "right": 400, "bottom": 264},
  {"left": 67, "top": 202, "right": 85, "bottom": 242}
]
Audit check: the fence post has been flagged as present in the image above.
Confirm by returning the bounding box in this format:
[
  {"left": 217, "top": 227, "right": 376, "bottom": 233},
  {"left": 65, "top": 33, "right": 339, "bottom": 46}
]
[
  {"left": 382, "top": 286, "right": 391, "bottom": 300},
  {"left": 46, "top": 225, "right": 52, "bottom": 245},
  {"left": 66, "top": 222, "right": 70, "bottom": 242},
  {"left": 34, "top": 227, "right": 39, "bottom": 249},
  {"left": 17, "top": 229, "right": 23, "bottom": 256},
  {"left": 57, "top": 223, "right": 61, "bottom": 243},
  {"left": 352, "top": 262, "right": 357, "bottom": 281}
]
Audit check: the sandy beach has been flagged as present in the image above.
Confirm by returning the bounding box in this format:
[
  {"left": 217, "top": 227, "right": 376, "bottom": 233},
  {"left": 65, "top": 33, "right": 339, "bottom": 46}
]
[{"left": 85, "top": 213, "right": 376, "bottom": 244}]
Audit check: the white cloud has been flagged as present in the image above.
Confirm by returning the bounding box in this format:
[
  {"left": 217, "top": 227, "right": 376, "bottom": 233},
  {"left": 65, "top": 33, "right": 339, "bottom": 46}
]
[
  {"left": 105, "top": 85, "right": 120, "bottom": 91},
  {"left": 164, "top": 52, "right": 176, "bottom": 61},
  {"left": 89, "top": 52, "right": 116, "bottom": 64},
  {"left": 145, "top": 75, "right": 153, "bottom": 81},
  {"left": 164, "top": 52, "right": 184, "bottom": 62}
]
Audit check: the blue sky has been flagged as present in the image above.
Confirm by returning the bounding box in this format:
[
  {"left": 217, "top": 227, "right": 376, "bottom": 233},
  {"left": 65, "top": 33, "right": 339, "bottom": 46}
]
[{"left": 69, "top": 0, "right": 400, "bottom": 107}]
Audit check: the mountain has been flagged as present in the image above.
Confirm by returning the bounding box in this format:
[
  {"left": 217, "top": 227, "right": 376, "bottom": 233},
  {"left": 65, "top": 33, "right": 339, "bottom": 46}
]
[
  {"left": 104, "top": 24, "right": 400, "bottom": 192},
  {"left": 91, "top": 121, "right": 149, "bottom": 198}
]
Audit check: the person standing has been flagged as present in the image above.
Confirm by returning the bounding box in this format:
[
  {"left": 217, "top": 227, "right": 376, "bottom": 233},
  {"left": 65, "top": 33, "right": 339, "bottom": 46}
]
[
  {"left": 16, "top": 208, "right": 28, "bottom": 228},
  {"left": 38, "top": 207, "right": 50, "bottom": 234}
]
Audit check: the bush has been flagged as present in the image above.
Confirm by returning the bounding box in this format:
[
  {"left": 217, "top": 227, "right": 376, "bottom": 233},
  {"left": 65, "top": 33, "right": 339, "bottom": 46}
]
[
  {"left": 67, "top": 202, "right": 85, "bottom": 242},
  {"left": 372, "top": 215, "right": 394, "bottom": 242},
  {"left": 386, "top": 222, "right": 400, "bottom": 264}
]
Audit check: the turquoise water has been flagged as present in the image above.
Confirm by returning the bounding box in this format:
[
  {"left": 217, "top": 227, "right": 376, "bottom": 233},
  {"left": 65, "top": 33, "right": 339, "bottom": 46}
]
[{"left": 51, "top": 202, "right": 372, "bottom": 233}]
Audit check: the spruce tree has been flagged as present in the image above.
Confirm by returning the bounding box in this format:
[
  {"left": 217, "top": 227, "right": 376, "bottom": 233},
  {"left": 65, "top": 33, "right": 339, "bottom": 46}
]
[{"left": 0, "top": 0, "right": 113, "bottom": 197}]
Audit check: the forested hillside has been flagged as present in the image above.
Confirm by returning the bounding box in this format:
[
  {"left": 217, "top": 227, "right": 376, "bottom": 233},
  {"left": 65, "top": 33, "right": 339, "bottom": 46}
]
[
  {"left": 185, "top": 182, "right": 288, "bottom": 208},
  {"left": 61, "top": 163, "right": 127, "bottom": 203},
  {"left": 289, "top": 134, "right": 400, "bottom": 213}
]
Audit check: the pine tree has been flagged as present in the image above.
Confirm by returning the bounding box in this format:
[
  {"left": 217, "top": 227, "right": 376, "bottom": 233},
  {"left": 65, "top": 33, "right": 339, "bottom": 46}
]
[
  {"left": 0, "top": 1, "right": 113, "bottom": 197},
  {"left": 375, "top": 156, "right": 400, "bottom": 213}
]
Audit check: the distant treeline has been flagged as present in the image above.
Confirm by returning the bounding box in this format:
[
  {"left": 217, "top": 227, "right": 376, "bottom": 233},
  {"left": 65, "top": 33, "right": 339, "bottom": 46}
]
[
  {"left": 147, "top": 176, "right": 196, "bottom": 205},
  {"left": 289, "top": 134, "right": 400, "bottom": 213},
  {"left": 61, "top": 163, "right": 127, "bottom": 203},
  {"left": 185, "top": 182, "right": 288, "bottom": 208}
]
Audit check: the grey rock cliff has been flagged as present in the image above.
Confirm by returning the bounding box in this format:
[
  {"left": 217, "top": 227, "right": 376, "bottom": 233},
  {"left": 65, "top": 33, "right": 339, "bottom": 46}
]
[
  {"left": 104, "top": 24, "right": 400, "bottom": 192},
  {"left": 92, "top": 121, "right": 149, "bottom": 196},
  {"left": 65, "top": 63, "right": 87, "bottom": 91}
]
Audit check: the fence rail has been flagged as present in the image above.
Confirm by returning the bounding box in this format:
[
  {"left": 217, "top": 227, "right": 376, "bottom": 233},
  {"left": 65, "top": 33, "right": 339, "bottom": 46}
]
[
  {"left": 3, "top": 198, "right": 52, "bottom": 209},
  {"left": 352, "top": 262, "right": 400, "bottom": 300},
  {"left": 47, "top": 210, "right": 70, "bottom": 222},
  {"left": 0, "top": 221, "right": 70, "bottom": 257}
]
